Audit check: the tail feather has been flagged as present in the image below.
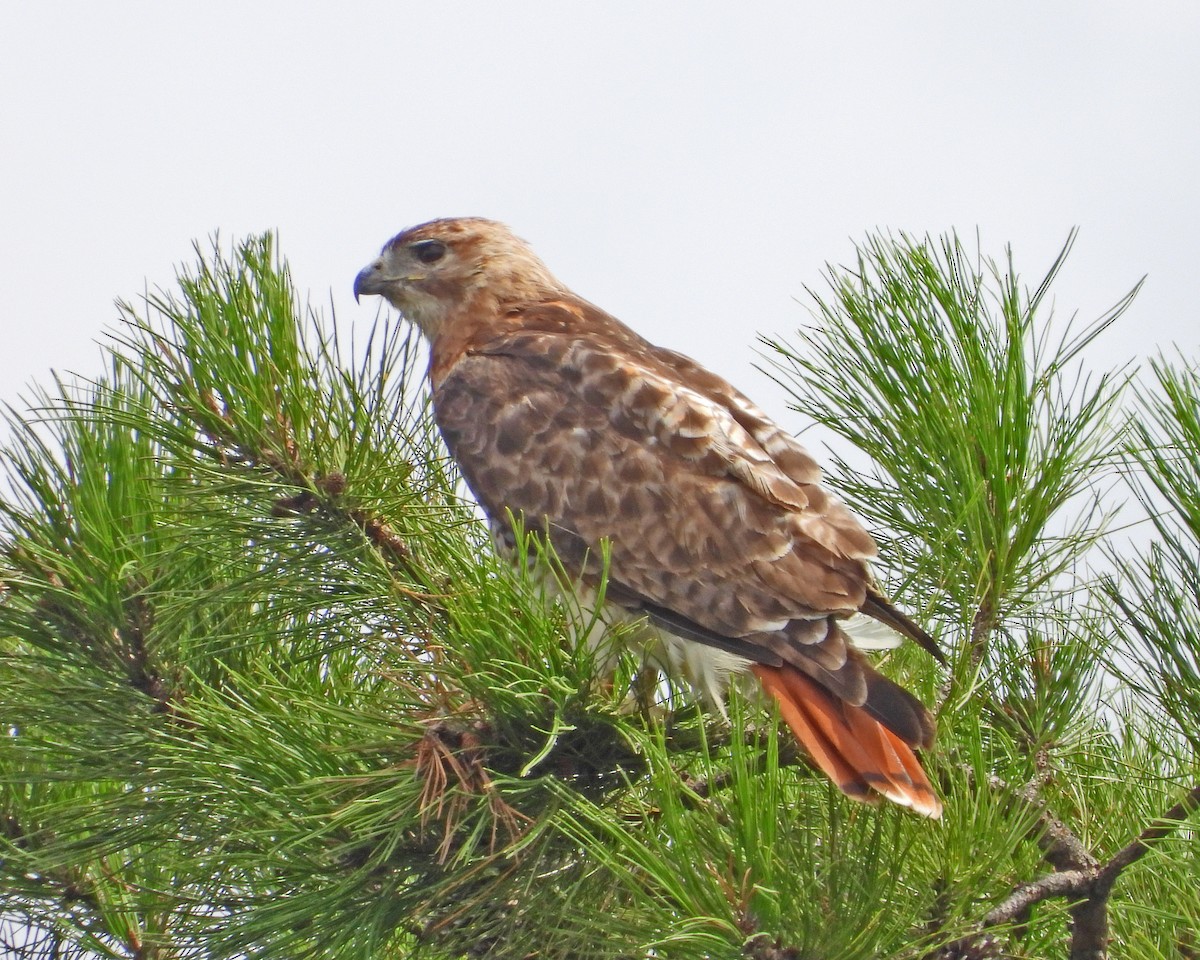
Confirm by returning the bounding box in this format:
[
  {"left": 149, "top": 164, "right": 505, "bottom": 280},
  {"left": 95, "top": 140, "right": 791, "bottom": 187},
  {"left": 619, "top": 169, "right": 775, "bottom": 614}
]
[
  {"left": 776, "top": 665, "right": 910, "bottom": 804},
  {"left": 757, "top": 666, "right": 876, "bottom": 804},
  {"left": 753, "top": 663, "right": 942, "bottom": 818},
  {"left": 861, "top": 592, "right": 946, "bottom": 664}
]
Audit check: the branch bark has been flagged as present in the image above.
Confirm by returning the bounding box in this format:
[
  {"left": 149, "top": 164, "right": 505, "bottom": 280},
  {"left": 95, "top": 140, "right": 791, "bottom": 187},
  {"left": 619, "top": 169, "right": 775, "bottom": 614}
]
[{"left": 976, "top": 782, "right": 1200, "bottom": 960}]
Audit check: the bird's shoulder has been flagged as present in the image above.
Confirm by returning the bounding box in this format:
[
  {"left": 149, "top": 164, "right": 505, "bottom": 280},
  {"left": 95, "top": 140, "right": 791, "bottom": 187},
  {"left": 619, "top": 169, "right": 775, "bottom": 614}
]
[
  {"left": 431, "top": 296, "right": 874, "bottom": 558},
  {"left": 471, "top": 299, "right": 825, "bottom": 487}
]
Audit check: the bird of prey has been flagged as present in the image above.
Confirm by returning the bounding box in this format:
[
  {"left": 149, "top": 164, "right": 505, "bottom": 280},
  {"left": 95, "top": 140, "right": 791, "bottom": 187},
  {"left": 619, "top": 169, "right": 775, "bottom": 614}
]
[{"left": 354, "top": 218, "right": 943, "bottom": 817}]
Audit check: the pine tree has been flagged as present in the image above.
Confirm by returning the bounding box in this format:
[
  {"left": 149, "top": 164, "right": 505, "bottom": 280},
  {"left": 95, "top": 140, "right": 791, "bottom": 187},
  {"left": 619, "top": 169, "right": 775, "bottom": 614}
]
[{"left": 1, "top": 232, "right": 1195, "bottom": 959}]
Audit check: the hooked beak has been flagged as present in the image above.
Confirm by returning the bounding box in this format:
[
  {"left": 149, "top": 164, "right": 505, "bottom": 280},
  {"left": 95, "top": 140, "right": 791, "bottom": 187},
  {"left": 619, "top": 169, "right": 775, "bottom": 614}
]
[{"left": 353, "top": 260, "right": 386, "bottom": 303}]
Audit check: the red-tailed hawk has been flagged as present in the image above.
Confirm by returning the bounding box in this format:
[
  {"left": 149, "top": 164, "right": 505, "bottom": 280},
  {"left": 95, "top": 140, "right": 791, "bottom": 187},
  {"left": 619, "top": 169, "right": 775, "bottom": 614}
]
[{"left": 354, "top": 218, "right": 943, "bottom": 817}]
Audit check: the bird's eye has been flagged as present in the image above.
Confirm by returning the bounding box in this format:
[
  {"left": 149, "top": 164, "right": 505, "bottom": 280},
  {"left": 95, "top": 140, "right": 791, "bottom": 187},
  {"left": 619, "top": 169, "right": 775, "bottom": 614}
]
[{"left": 411, "top": 239, "right": 447, "bottom": 264}]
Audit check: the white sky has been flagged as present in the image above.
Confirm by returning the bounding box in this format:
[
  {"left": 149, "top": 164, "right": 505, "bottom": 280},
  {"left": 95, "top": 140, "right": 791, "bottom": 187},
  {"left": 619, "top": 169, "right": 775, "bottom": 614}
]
[{"left": 2, "top": 2, "right": 1196, "bottom": 440}]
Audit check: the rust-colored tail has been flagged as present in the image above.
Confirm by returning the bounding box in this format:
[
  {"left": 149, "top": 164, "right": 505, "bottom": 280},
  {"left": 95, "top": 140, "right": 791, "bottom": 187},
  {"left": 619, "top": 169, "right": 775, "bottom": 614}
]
[{"left": 752, "top": 663, "right": 942, "bottom": 818}]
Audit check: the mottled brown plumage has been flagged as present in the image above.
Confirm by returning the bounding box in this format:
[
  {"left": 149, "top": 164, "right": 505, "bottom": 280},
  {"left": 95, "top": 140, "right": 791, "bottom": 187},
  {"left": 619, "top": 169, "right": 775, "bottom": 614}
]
[{"left": 355, "top": 217, "right": 943, "bottom": 816}]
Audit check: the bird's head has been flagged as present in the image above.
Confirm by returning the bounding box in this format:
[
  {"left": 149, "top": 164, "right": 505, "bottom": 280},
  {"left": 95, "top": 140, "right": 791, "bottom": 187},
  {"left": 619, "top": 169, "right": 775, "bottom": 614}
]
[{"left": 353, "top": 217, "right": 564, "bottom": 339}]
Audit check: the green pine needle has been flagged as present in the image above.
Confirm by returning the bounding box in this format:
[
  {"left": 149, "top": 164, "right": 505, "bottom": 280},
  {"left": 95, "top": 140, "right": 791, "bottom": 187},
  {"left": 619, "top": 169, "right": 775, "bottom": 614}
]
[{"left": 1, "top": 230, "right": 1195, "bottom": 960}]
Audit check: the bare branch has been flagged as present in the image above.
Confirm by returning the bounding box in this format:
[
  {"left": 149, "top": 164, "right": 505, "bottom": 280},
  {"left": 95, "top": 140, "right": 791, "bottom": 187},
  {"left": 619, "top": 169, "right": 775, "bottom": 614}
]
[
  {"left": 1098, "top": 783, "right": 1200, "bottom": 883},
  {"left": 962, "top": 772, "right": 1200, "bottom": 959},
  {"left": 984, "top": 869, "right": 1094, "bottom": 926}
]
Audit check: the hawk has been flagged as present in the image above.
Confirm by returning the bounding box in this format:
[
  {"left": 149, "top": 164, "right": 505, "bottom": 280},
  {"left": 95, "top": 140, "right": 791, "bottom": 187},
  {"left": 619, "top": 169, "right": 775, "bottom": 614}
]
[{"left": 354, "top": 218, "right": 943, "bottom": 817}]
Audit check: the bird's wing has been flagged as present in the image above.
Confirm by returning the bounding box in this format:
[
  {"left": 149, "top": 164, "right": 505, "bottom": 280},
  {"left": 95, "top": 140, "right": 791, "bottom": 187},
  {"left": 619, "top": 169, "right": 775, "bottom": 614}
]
[{"left": 434, "top": 304, "right": 876, "bottom": 639}]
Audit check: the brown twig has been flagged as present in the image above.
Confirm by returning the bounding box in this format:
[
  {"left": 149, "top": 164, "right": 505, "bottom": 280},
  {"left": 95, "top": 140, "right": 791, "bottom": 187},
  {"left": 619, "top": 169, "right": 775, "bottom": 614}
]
[{"left": 974, "top": 781, "right": 1200, "bottom": 960}]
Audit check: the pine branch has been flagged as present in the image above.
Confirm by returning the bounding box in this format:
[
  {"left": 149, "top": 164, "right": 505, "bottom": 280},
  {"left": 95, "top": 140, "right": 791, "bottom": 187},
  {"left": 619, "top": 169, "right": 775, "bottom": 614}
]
[
  {"left": 5, "top": 230, "right": 1195, "bottom": 960},
  {"left": 970, "top": 781, "right": 1200, "bottom": 959}
]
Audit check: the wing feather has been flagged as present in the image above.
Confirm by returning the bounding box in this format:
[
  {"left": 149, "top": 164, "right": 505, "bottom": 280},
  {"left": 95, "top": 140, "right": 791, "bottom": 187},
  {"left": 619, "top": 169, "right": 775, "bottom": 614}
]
[{"left": 435, "top": 313, "right": 873, "bottom": 637}]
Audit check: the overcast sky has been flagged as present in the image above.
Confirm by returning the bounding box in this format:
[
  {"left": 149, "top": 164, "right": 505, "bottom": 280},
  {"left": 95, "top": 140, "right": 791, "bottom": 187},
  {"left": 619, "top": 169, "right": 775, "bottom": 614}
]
[{"left": 2, "top": 2, "right": 1196, "bottom": 443}]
